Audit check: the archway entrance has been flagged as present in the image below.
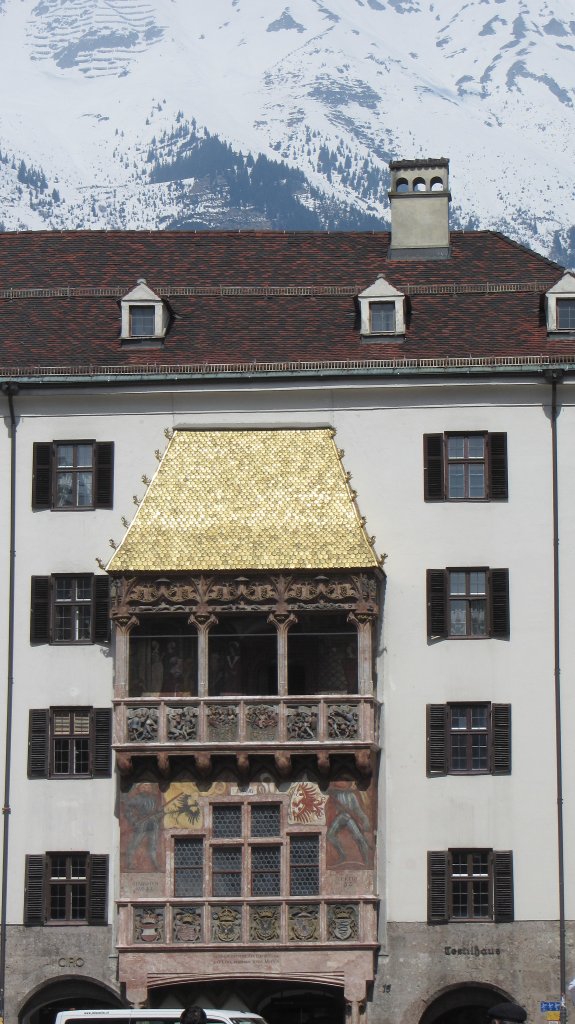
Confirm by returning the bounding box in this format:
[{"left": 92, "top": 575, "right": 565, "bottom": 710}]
[
  {"left": 19, "top": 978, "right": 123, "bottom": 1024},
  {"left": 150, "top": 980, "right": 345, "bottom": 1024},
  {"left": 420, "top": 984, "right": 513, "bottom": 1024}
]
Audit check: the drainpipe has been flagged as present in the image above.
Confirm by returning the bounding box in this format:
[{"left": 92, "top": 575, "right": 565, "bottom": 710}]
[
  {"left": 543, "top": 368, "right": 566, "bottom": 1022},
  {"left": 0, "top": 381, "right": 18, "bottom": 1023}
]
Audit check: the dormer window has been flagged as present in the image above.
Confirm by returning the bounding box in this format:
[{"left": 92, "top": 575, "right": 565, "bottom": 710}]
[
  {"left": 358, "top": 275, "right": 405, "bottom": 339},
  {"left": 120, "top": 278, "right": 169, "bottom": 342},
  {"left": 130, "top": 305, "right": 156, "bottom": 338},
  {"left": 546, "top": 273, "right": 575, "bottom": 334},
  {"left": 370, "top": 302, "right": 396, "bottom": 334}
]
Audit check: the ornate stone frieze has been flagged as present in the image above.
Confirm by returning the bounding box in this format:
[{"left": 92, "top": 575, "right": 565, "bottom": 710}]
[
  {"left": 288, "top": 904, "right": 320, "bottom": 942},
  {"left": 211, "top": 905, "right": 242, "bottom": 943},
  {"left": 127, "top": 706, "right": 159, "bottom": 742},
  {"left": 249, "top": 904, "right": 281, "bottom": 942},
  {"left": 173, "top": 906, "right": 202, "bottom": 943},
  {"left": 327, "top": 704, "right": 359, "bottom": 739},
  {"left": 246, "top": 704, "right": 279, "bottom": 741},
  {"left": 327, "top": 903, "right": 359, "bottom": 941},
  {"left": 111, "top": 572, "right": 379, "bottom": 619},
  {"left": 134, "top": 906, "right": 164, "bottom": 943},
  {"left": 167, "top": 705, "right": 199, "bottom": 741},
  {"left": 287, "top": 705, "right": 318, "bottom": 741},
  {"left": 206, "top": 704, "right": 238, "bottom": 741}
]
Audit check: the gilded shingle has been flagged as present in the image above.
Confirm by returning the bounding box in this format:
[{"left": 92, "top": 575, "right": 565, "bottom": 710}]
[{"left": 107, "top": 429, "right": 379, "bottom": 572}]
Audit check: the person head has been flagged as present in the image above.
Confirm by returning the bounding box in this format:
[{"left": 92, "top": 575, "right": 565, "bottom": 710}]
[
  {"left": 487, "top": 1003, "right": 527, "bottom": 1024},
  {"left": 181, "top": 1007, "right": 207, "bottom": 1024}
]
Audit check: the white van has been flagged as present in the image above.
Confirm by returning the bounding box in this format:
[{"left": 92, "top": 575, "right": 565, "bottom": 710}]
[{"left": 54, "top": 1011, "right": 268, "bottom": 1024}]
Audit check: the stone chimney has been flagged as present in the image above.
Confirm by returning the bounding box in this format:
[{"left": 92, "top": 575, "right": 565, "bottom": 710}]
[{"left": 387, "top": 158, "right": 451, "bottom": 260}]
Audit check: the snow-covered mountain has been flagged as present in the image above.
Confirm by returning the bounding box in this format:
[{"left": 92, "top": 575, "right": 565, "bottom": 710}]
[{"left": 1, "top": 0, "right": 574, "bottom": 263}]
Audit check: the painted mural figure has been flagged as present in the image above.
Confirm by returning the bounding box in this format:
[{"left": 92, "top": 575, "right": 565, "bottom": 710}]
[{"left": 327, "top": 785, "right": 372, "bottom": 865}]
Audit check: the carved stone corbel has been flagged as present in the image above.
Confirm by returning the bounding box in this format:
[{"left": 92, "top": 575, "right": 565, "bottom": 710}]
[
  {"left": 275, "top": 751, "right": 292, "bottom": 776},
  {"left": 195, "top": 752, "right": 212, "bottom": 777},
  {"left": 116, "top": 751, "right": 133, "bottom": 775},
  {"left": 317, "top": 751, "right": 330, "bottom": 775},
  {"left": 157, "top": 752, "right": 170, "bottom": 777},
  {"left": 354, "top": 749, "right": 372, "bottom": 776},
  {"left": 236, "top": 752, "right": 250, "bottom": 781}
]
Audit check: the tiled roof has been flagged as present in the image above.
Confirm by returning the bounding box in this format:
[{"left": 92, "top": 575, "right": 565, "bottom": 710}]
[
  {"left": 0, "top": 229, "right": 566, "bottom": 368},
  {"left": 107, "top": 428, "right": 380, "bottom": 573}
]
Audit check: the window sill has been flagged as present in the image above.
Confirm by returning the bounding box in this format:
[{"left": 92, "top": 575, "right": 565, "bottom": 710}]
[{"left": 360, "top": 333, "right": 405, "bottom": 343}]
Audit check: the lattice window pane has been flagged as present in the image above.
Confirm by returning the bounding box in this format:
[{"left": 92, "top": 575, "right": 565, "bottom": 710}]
[
  {"left": 251, "top": 845, "right": 280, "bottom": 896},
  {"left": 212, "top": 846, "right": 242, "bottom": 897},
  {"left": 251, "top": 805, "right": 280, "bottom": 837},
  {"left": 175, "top": 837, "right": 204, "bottom": 898},
  {"left": 213, "top": 805, "right": 242, "bottom": 838},
  {"left": 290, "top": 835, "right": 319, "bottom": 896}
]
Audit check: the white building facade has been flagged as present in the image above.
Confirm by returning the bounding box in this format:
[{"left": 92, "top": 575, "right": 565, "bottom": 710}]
[{"left": 0, "top": 160, "right": 574, "bottom": 1024}]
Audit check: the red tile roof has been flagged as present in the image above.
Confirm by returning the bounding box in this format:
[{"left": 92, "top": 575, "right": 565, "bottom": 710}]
[{"left": 0, "top": 229, "right": 567, "bottom": 370}]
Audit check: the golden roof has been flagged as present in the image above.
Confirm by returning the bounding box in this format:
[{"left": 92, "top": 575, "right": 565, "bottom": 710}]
[{"left": 107, "top": 428, "right": 379, "bottom": 572}]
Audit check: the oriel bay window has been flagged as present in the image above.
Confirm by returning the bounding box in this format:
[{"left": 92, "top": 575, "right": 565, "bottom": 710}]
[
  {"left": 172, "top": 802, "right": 318, "bottom": 899},
  {"left": 129, "top": 615, "right": 198, "bottom": 697},
  {"left": 127, "top": 611, "right": 360, "bottom": 697}
]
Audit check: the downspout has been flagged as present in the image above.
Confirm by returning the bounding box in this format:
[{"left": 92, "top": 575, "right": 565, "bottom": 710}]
[
  {"left": 0, "top": 381, "right": 18, "bottom": 1022},
  {"left": 544, "top": 368, "right": 566, "bottom": 1022}
]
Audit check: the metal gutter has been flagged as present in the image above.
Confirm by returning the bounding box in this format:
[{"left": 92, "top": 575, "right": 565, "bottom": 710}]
[
  {"left": 0, "top": 382, "right": 18, "bottom": 1023},
  {"left": 2, "top": 355, "right": 575, "bottom": 388}
]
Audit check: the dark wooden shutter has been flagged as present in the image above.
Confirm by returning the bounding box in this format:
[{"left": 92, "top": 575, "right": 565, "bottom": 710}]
[
  {"left": 95, "top": 442, "right": 114, "bottom": 509},
  {"left": 88, "top": 855, "right": 108, "bottom": 924},
  {"left": 427, "top": 705, "right": 448, "bottom": 776},
  {"left": 92, "top": 576, "right": 110, "bottom": 642},
  {"left": 32, "top": 443, "right": 52, "bottom": 509},
  {"left": 488, "top": 433, "right": 508, "bottom": 501},
  {"left": 490, "top": 569, "right": 510, "bottom": 639},
  {"left": 93, "top": 709, "right": 112, "bottom": 778},
  {"left": 427, "top": 570, "right": 447, "bottom": 640},
  {"left": 30, "top": 576, "right": 51, "bottom": 643},
  {"left": 493, "top": 851, "right": 514, "bottom": 922},
  {"left": 491, "top": 704, "right": 512, "bottom": 775},
  {"left": 24, "top": 855, "right": 46, "bottom": 925},
  {"left": 28, "top": 710, "right": 49, "bottom": 779},
  {"left": 424, "top": 434, "right": 444, "bottom": 501},
  {"left": 427, "top": 851, "right": 449, "bottom": 923}
]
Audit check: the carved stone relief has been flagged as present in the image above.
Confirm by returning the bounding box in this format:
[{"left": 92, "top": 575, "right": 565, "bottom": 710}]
[
  {"left": 211, "top": 905, "right": 242, "bottom": 943},
  {"left": 249, "top": 904, "right": 281, "bottom": 942},
  {"left": 127, "top": 706, "right": 158, "bottom": 742},
  {"left": 167, "top": 705, "right": 199, "bottom": 741},
  {"left": 288, "top": 904, "right": 320, "bottom": 942},
  {"left": 327, "top": 903, "right": 359, "bottom": 941},
  {"left": 134, "top": 906, "right": 164, "bottom": 943},
  {"left": 287, "top": 705, "right": 318, "bottom": 740},
  {"left": 327, "top": 704, "right": 359, "bottom": 739},
  {"left": 173, "top": 906, "right": 203, "bottom": 943}
]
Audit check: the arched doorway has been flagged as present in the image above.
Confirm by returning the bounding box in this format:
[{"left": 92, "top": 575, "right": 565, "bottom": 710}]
[
  {"left": 19, "top": 977, "right": 123, "bottom": 1024},
  {"left": 420, "top": 984, "right": 514, "bottom": 1024},
  {"left": 150, "top": 980, "right": 345, "bottom": 1024}
]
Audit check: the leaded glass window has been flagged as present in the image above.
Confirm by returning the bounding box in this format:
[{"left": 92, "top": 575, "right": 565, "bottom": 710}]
[
  {"left": 290, "top": 835, "right": 319, "bottom": 896},
  {"left": 174, "top": 837, "right": 204, "bottom": 898}
]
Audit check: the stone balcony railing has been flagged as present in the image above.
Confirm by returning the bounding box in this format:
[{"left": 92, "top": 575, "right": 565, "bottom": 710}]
[
  {"left": 117, "top": 897, "right": 379, "bottom": 948},
  {"left": 113, "top": 695, "right": 379, "bottom": 774}
]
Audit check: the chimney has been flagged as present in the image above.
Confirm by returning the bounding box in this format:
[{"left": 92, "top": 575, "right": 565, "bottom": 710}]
[{"left": 387, "top": 158, "right": 451, "bottom": 260}]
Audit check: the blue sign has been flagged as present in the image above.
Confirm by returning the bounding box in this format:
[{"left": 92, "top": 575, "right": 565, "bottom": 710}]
[{"left": 540, "top": 1003, "right": 561, "bottom": 1012}]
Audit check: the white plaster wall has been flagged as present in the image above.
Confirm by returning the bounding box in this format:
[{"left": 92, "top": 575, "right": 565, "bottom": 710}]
[{"left": 2, "top": 375, "right": 572, "bottom": 934}]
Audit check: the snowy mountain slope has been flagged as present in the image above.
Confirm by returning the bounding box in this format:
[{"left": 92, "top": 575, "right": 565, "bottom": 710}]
[{"left": 0, "top": 0, "right": 574, "bottom": 262}]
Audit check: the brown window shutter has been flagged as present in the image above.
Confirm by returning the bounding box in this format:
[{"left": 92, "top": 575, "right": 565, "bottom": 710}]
[
  {"left": 493, "top": 850, "right": 514, "bottom": 922},
  {"left": 488, "top": 433, "right": 508, "bottom": 501},
  {"left": 427, "top": 705, "right": 448, "bottom": 776},
  {"left": 427, "top": 851, "right": 449, "bottom": 923},
  {"left": 28, "top": 710, "right": 49, "bottom": 779},
  {"left": 427, "top": 570, "right": 447, "bottom": 640},
  {"left": 94, "top": 442, "right": 114, "bottom": 509},
  {"left": 24, "top": 855, "right": 46, "bottom": 925},
  {"left": 93, "top": 709, "right": 112, "bottom": 778},
  {"left": 424, "top": 434, "right": 444, "bottom": 501},
  {"left": 93, "top": 576, "right": 110, "bottom": 642},
  {"left": 490, "top": 569, "right": 510, "bottom": 638},
  {"left": 88, "top": 855, "right": 108, "bottom": 924},
  {"left": 30, "top": 577, "right": 51, "bottom": 644},
  {"left": 491, "top": 704, "right": 512, "bottom": 775},
  {"left": 32, "top": 443, "right": 52, "bottom": 509}
]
